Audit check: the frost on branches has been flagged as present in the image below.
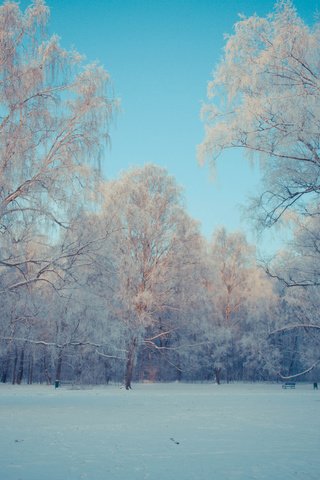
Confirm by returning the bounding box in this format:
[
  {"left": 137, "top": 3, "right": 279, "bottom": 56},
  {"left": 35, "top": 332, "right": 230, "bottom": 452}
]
[
  {"left": 0, "top": 1, "right": 116, "bottom": 293},
  {"left": 99, "top": 165, "right": 204, "bottom": 389},
  {"left": 199, "top": 0, "right": 320, "bottom": 380},
  {"left": 199, "top": 0, "right": 320, "bottom": 227}
]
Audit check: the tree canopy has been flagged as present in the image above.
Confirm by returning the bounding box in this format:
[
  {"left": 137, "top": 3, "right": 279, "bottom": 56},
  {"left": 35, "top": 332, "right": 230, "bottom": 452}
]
[
  {"left": 0, "top": 0, "right": 116, "bottom": 293},
  {"left": 199, "top": 0, "right": 320, "bottom": 227}
]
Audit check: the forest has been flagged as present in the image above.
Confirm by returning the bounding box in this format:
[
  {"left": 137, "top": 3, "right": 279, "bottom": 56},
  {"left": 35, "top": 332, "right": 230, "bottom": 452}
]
[{"left": 1, "top": 0, "right": 320, "bottom": 390}]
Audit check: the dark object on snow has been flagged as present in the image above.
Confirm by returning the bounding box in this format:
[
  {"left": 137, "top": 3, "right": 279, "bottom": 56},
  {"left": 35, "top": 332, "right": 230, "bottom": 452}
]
[
  {"left": 54, "top": 380, "right": 60, "bottom": 389},
  {"left": 170, "top": 437, "right": 180, "bottom": 445},
  {"left": 313, "top": 382, "right": 318, "bottom": 390},
  {"left": 282, "top": 382, "right": 296, "bottom": 389}
]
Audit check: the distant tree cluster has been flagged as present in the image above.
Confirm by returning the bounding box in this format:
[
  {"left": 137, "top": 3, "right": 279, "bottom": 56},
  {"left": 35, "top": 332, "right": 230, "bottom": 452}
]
[{"left": 1, "top": 1, "right": 319, "bottom": 388}]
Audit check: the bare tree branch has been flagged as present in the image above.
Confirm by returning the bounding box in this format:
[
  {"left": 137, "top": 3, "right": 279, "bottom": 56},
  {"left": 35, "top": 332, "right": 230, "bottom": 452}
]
[{"left": 278, "top": 358, "right": 320, "bottom": 380}]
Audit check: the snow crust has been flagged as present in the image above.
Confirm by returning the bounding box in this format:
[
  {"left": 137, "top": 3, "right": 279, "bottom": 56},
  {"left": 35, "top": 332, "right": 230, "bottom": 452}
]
[{"left": 0, "top": 382, "right": 319, "bottom": 479}]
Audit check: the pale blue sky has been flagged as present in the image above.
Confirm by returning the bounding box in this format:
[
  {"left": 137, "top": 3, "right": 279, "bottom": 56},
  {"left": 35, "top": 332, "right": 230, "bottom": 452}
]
[{"left": 21, "top": 0, "right": 318, "bottom": 253}]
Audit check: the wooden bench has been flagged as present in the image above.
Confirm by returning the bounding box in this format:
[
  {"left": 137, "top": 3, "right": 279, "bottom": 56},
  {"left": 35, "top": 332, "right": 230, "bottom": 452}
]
[{"left": 282, "top": 382, "right": 296, "bottom": 389}]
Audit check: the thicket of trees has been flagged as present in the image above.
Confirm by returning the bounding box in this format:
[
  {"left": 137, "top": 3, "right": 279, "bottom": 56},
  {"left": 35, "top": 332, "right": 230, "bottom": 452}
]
[{"left": 1, "top": 0, "right": 319, "bottom": 388}]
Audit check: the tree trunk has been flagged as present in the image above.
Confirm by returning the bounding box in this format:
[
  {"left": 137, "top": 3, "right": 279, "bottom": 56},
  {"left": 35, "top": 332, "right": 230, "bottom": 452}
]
[
  {"left": 75, "top": 365, "right": 82, "bottom": 384},
  {"left": 27, "top": 354, "right": 33, "bottom": 384},
  {"left": 288, "top": 336, "right": 298, "bottom": 375},
  {"left": 104, "top": 361, "right": 111, "bottom": 385},
  {"left": 214, "top": 367, "right": 222, "bottom": 385},
  {"left": 1, "top": 346, "right": 11, "bottom": 383},
  {"left": 43, "top": 353, "right": 52, "bottom": 385},
  {"left": 55, "top": 349, "right": 63, "bottom": 385},
  {"left": 12, "top": 347, "right": 18, "bottom": 384},
  {"left": 125, "top": 338, "right": 137, "bottom": 390},
  {"left": 1, "top": 362, "right": 9, "bottom": 383},
  {"left": 16, "top": 347, "right": 25, "bottom": 384}
]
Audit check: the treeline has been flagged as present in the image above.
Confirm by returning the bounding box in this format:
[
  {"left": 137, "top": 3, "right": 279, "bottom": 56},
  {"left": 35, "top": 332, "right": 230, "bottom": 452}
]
[
  {"left": 1, "top": 1, "right": 320, "bottom": 388},
  {"left": 1, "top": 164, "right": 318, "bottom": 387}
]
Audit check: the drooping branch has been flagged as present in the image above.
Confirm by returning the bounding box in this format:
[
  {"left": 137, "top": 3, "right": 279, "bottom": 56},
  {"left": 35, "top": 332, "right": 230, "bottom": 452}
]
[
  {"left": 95, "top": 349, "right": 127, "bottom": 361},
  {"left": 269, "top": 324, "right": 320, "bottom": 337},
  {"left": 277, "top": 358, "right": 320, "bottom": 380},
  {"left": 0, "top": 336, "right": 104, "bottom": 350},
  {"left": 144, "top": 330, "right": 174, "bottom": 342},
  {"left": 199, "top": 1, "right": 320, "bottom": 229},
  {"left": 1, "top": 207, "right": 69, "bottom": 228},
  {"left": 264, "top": 264, "right": 320, "bottom": 288},
  {"left": 3, "top": 276, "right": 60, "bottom": 293},
  {"left": 0, "top": 336, "right": 130, "bottom": 366}
]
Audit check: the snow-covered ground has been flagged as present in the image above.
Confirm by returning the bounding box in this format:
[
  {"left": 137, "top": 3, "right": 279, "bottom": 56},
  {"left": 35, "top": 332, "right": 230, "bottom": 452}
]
[{"left": 0, "top": 382, "right": 319, "bottom": 480}]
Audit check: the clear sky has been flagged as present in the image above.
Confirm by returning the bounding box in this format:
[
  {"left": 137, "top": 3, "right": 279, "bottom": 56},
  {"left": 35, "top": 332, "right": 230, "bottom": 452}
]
[{"left": 20, "top": 0, "right": 319, "bottom": 253}]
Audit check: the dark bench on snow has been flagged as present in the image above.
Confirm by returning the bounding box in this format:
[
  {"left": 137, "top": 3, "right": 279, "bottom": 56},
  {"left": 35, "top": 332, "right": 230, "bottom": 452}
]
[
  {"left": 282, "top": 382, "right": 296, "bottom": 389},
  {"left": 54, "top": 380, "right": 74, "bottom": 389}
]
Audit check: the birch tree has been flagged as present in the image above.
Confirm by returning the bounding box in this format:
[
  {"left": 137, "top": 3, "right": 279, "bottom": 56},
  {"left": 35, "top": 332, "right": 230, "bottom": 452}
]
[
  {"left": 199, "top": 0, "right": 320, "bottom": 380},
  {"left": 199, "top": 0, "right": 320, "bottom": 227},
  {"left": 0, "top": 0, "right": 115, "bottom": 294},
  {"left": 0, "top": 1, "right": 116, "bottom": 382},
  {"left": 101, "top": 165, "right": 203, "bottom": 389},
  {"left": 266, "top": 215, "right": 320, "bottom": 379},
  {"left": 207, "top": 229, "right": 256, "bottom": 382}
]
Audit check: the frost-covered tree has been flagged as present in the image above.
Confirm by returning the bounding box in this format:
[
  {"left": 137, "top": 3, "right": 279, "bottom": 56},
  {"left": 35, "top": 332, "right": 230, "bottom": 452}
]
[
  {"left": 0, "top": 0, "right": 115, "bottom": 294},
  {"left": 208, "top": 229, "right": 256, "bottom": 382},
  {"left": 211, "top": 228, "right": 255, "bottom": 324},
  {"left": 199, "top": 0, "right": 320, "bottom": 227},
  {"left": 199, "top": 0, "right": 320, "bottom": 381},
  {"left": 100, "top": 165, "right": 203, "bottom": 389},
  {"left": 266, "top": 214, "right": 320, "bottom": 289},
  {"left": 203, "top": 228, "right": 280, "bottom": 383},
  {"left": 266, "top": 215, "right": 320, "bottom": 379},
  {"left": 238, "top": 268, "right": 281, "bottom": 380},
  {"left": 0, "top": 1, "right": 116, "bottom": 383}
]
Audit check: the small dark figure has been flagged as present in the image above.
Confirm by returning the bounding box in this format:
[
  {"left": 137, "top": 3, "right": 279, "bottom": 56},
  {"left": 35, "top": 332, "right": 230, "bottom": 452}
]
[{"left": 313, "top": 382, "right": 318, "bottom": 390}]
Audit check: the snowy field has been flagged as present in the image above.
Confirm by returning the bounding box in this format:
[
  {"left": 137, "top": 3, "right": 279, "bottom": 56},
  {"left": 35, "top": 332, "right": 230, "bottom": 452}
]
[{"left": 0, "top": 382, "right": 319, "bottom": 480}]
